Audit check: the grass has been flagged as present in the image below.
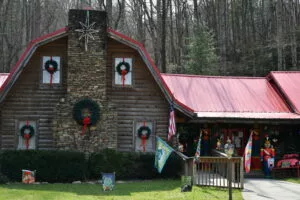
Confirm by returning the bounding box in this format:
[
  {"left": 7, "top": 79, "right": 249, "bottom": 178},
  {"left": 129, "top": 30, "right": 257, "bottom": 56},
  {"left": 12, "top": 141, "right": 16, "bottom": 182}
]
[
  {"left": 283, "top": 178, "right": 300, "bottom": 184},
  {"left": 0, "top": 179, "right": 243, "bottom": 200}
]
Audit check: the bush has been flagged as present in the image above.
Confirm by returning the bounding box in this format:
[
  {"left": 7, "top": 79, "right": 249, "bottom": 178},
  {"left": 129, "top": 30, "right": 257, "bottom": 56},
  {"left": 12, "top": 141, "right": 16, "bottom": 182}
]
[
  {"left": 0, "top": 149, "right": 183, "bottom": 183},
  {"left": 88, "top": 149, "right": 182, "bottom": 180},
  {"left": 0, "top": 172, "right": 9, "bottom": 184},
  {"left": 0, "top": 150, "right": 86, "bottom": 183}
]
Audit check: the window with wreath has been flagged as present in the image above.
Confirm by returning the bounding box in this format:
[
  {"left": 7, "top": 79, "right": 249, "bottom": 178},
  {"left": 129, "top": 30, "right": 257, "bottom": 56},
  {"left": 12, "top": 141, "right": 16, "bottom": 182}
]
[
  {"left": 114, "top": 57, "right": 132, "bottom": 86},
  {"left": 17, "top": 120, "right": 37, "bottom": 150},
  {"left": 42, "top": 56, "right": 61, "bottom": 84},
  {"left": 135, "top": 121, "right": 155, "bottom": 152}
]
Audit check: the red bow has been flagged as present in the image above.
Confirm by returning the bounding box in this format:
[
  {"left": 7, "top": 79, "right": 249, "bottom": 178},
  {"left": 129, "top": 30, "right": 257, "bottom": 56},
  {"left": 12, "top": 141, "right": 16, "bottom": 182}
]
[
  {"left": 82, "top": 117, "right": 91, "bottom": 135},
  {"left": 140, "top": 135, "right": 147, "bottom": 152},
  {"left": 121, "top": 69, "right": 127, "bottom": 87},
  {"left": 24, "top": 133, "right": 30, "bottom": 149}
]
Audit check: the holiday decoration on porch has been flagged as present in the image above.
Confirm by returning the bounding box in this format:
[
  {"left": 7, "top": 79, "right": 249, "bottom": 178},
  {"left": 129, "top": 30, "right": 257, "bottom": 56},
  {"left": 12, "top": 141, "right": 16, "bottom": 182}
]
[
  {"left": 116, "top": 59, "right": 130, "bottom": 87},
  {"left": 20, "top": 122, "right": 35, "bottom": 150},
  {"left": 200, "top": 129, "right": 210, "bottom": 156},
  {"left": 73, "top": 98, "right": 100, "bottom": 135},
  {"left": 137, "top": 124, "right": 151, "bottom": 152},
  {"left": 260, "top": 136, "right": 275, "bottom": 178},
  {"left": 44, "top": 58, "right": 58, "bottom": 86}
]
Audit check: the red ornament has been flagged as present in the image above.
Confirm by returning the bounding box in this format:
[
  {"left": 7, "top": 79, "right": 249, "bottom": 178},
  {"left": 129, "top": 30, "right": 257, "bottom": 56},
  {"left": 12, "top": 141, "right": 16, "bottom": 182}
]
[{"left": 82, "top": 116, "right": 91, "bottom": 135}]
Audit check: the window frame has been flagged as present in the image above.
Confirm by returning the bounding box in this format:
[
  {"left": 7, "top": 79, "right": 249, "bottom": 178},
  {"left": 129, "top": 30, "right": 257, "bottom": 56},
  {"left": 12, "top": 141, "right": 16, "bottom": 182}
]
[
  {"left": 112, "top": 55, "right": 134, "bottom": 88},
  {"left": 15, "top": 119, "right": 38, "bottom": 150}
]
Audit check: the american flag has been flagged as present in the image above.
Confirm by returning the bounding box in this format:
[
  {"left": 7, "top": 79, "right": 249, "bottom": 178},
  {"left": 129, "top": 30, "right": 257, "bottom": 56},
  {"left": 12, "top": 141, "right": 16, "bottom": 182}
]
[{"left": 167, "top": 105, "right": 176, "bottom": 141}]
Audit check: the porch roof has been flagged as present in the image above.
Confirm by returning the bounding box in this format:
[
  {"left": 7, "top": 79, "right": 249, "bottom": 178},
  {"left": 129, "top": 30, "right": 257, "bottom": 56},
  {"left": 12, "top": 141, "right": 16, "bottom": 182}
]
[
  {"left": 269, "top": 71, "right": 300, "bottom": 115},
  {"left": 161, "top": 73, "right": 300, "bottom": 119}
]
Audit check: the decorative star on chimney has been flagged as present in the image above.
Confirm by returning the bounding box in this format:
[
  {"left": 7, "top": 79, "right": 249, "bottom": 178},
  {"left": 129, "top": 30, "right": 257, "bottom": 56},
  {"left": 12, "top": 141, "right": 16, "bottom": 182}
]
[{"left": 75, "top": 10, "right": 99, "bottom": 51}]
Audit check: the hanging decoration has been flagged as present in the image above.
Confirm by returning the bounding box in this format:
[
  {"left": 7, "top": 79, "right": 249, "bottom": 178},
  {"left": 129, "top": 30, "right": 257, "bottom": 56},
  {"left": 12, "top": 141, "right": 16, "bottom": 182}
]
[
  {"left": 137, "top": 123, "right": 151, "bottom": 152},
  {"left": 20, "top": 121, "right": 35, "bottom": 150},
  {"left": 116, "top": 58, "right": 130, "bottom": 87},
  {"left": 44, "top": 57, "right": 58, "bottom": 86},
  {"left": 73, "top": 98, "right": 100, "bottom": 135}
]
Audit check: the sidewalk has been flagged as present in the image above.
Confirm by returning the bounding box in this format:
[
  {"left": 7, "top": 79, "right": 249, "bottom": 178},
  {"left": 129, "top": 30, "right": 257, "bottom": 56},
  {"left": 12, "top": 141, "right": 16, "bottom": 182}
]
[{"left": 242, "top": 178, "right": 300, "bottom": 200}]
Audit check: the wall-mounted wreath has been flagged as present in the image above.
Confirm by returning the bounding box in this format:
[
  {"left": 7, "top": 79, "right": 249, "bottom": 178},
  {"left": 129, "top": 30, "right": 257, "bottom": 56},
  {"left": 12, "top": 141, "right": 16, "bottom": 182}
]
[
  {"left": 137, "top": 126, "right": 151, "bottom": 152},
  {"left": 20, "top": 125, "right": 35, "bottom": 150},
  {"left": 44, "top": 58, "right": 58, "bottom": 85},
  {"left": 73, "top": 98, "right": 100, "bottom": 135},
  {"left": 116, "top": 61, "right": 130, "bottom": 76},
  {"left": 116, "top": 60, "right": 130, "bottom": 87}
]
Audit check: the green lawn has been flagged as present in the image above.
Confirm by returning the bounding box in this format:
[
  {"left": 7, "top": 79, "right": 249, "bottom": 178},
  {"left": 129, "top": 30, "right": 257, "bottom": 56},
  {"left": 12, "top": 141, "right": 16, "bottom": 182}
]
[
  {"left": 0, "top": 180, "right": 242, "bottom": 200},
  {"left": 283, "top": 178, "right": 300, "bottom": 184}
]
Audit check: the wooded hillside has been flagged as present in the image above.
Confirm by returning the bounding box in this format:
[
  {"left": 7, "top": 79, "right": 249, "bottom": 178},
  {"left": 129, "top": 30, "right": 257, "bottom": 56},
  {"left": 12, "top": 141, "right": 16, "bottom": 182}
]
[{"left": 1, "top": 0, "right": 299, "bottom": 76}]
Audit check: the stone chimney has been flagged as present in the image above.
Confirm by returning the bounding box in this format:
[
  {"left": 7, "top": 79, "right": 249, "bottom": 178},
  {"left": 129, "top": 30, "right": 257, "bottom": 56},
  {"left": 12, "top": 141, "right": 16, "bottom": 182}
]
[
  {"left": 67, "top": 9, "right": 107, "bottom": 98},
  {"left": 54, "top": 10, "right": 117, "bottom": 152}
]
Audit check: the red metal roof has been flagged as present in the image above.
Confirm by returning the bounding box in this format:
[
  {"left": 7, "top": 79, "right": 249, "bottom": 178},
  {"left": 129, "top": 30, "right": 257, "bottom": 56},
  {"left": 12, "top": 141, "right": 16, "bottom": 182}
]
[
  {"left": 0, "top": 27, "right": 191, "bottom": 115},
  {"left": 0, "top": 73, "right": 9, "bottom": 88},
  {"left": 161, "top": 74, "right": 300, "bottom": 119},
  {"left": 0, "top": 27, "right": 67, "bottom": 96},
  {"left": 269, "top": 71, "right": 300, "bottom": 114}
]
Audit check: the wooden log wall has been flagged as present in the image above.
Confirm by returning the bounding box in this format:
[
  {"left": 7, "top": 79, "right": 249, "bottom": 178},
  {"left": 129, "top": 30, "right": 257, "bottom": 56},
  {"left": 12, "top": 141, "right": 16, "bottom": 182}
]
[
  {"left": 107, "top": 38, "right": 169, "bottom": 151},
  {"left": 0, "top": 37, "right": 68, "bottom": 149}
]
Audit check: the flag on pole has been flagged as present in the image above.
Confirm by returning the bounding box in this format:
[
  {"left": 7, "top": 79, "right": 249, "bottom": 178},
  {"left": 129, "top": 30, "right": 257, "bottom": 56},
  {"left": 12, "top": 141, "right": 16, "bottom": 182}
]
[
  {"left": 167, "top": 105, "right": 176, "bottom": 141},
  {"left": 194, "top": 133, "right": 202, "bottom": 163},
  {"left": 154, "top": 137, "right": 174, "bottom": 173},
  {"left": 244, "top": 131, "right": 253, "bottom": 173}
]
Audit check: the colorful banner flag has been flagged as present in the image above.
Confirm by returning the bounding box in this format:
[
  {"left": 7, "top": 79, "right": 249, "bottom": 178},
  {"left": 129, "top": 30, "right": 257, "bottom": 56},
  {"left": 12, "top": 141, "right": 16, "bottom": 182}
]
[
  {"left": 154, "top": 137, "right": 174, "bottom": 173},
  {"left": 194, "top": 134, "right": 202, "bottom": 162},
  {"left": 244, "top": 131, "right": 253, "bottom": 173},
  {"left": 167, "top": 105, "right": 176, "bottom": 141}
]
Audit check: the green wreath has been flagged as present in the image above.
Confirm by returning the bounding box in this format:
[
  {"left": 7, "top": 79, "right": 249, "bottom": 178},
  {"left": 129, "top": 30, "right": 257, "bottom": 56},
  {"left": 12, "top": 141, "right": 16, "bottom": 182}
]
[
  {"left": 73, "top": 98, "right": 100, "bottom": 126},
  {"left": 45, "top": 59, "right": 58, "bottom": 74},
  {"left": 137, "top": 126, "right": 151, "bottom": 139},
  {"left": 20, "top": 125, "right": 35, "bottom": 139},
  {"left": 116, "top": 61, "right": 130, "bottom": 75}
]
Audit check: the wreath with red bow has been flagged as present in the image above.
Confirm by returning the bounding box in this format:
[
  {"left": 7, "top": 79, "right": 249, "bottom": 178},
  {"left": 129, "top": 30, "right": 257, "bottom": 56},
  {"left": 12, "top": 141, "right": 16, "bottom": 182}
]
[
  {"left": 116, "top": 61, "right": 130, "bottom": 75},
  {"left": 20, "top": 125, "right": 35, "bottom": 149},
  {"left": 137, "top": 126, "right": 151, "bottom": 139},
  {"left": 44, "top": 59, "right": 58, "bottom": 85},
  {"left": 116, "top": 61, "right": 130, "bottom": 87},
  {"left": 73, "top": 99, "right": 100, "bottom": 135},
  {"left": 137, "top": 126, "right": 151, "bottom": 152}
]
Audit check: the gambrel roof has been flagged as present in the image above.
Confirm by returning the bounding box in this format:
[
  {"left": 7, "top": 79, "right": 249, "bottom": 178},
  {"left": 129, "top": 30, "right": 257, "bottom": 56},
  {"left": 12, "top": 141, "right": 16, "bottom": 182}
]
[{"left": 1, "top": 27, "right": 300, "bottom": 120}]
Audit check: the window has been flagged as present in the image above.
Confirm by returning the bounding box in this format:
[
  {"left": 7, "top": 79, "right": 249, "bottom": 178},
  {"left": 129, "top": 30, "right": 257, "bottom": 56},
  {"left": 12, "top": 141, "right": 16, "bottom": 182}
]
[
  {"left": 17, "top": 120, "right": 37, "bottom": 150},
  {"left": 114, "top": 57, "right": 132, "bottom": 86},
  {"left": 42, "top": 56, "right": 61, "bottom": 84},
  {"left": 135, "top": 121, "right": 155, "bottom": 152}
]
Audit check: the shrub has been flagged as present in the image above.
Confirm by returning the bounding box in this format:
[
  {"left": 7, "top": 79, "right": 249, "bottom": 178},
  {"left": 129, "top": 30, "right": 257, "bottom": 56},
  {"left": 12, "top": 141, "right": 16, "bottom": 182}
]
[
  {"left": 88, "top": 149, "right": 182, "bottom": 180},
  {"left": 0, "top": 172, "right": 9, "bottom": 184},
  {"left": 0, "top": 150, "right": 86, "bottom": 183},
  {"left": 0, "top": 149, "right": 183, "bottom": 183}
]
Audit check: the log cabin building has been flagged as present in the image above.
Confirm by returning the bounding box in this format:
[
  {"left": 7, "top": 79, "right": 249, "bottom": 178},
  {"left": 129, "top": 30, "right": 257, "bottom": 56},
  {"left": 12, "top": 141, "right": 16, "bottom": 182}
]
[{"left": 0, "top": 9, "right": 299, "bottom": 171}]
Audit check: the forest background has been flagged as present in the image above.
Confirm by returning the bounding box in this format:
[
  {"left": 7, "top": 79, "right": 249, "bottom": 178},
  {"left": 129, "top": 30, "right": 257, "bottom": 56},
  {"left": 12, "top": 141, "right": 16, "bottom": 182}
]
[{"left": 0, "top": 0, "right": 299, "bottom": 76}]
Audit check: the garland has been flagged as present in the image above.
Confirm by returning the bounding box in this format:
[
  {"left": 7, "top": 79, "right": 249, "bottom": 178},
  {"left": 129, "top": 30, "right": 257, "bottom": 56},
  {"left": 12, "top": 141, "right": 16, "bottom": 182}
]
[
  {"left": 138, "top": 126, "right": 151, "bottom": 152},
  {"left": 116, "top": 60, "right": 130, "bottom": 87},
  {"left": 20, "top": 125, "right": 35, "bottom": 150},
  {"left": 44, "top": 58, "right": 58, "bottom": 86},
  {"left": 73, "top": 98, "right": 100, "bottom": 135}
]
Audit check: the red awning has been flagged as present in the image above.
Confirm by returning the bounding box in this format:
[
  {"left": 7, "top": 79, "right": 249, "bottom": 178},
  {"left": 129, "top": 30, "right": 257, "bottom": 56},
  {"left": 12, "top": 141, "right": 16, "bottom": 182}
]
[{"left": 162, "top": 74, "right": 300, "bottom": 119}]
